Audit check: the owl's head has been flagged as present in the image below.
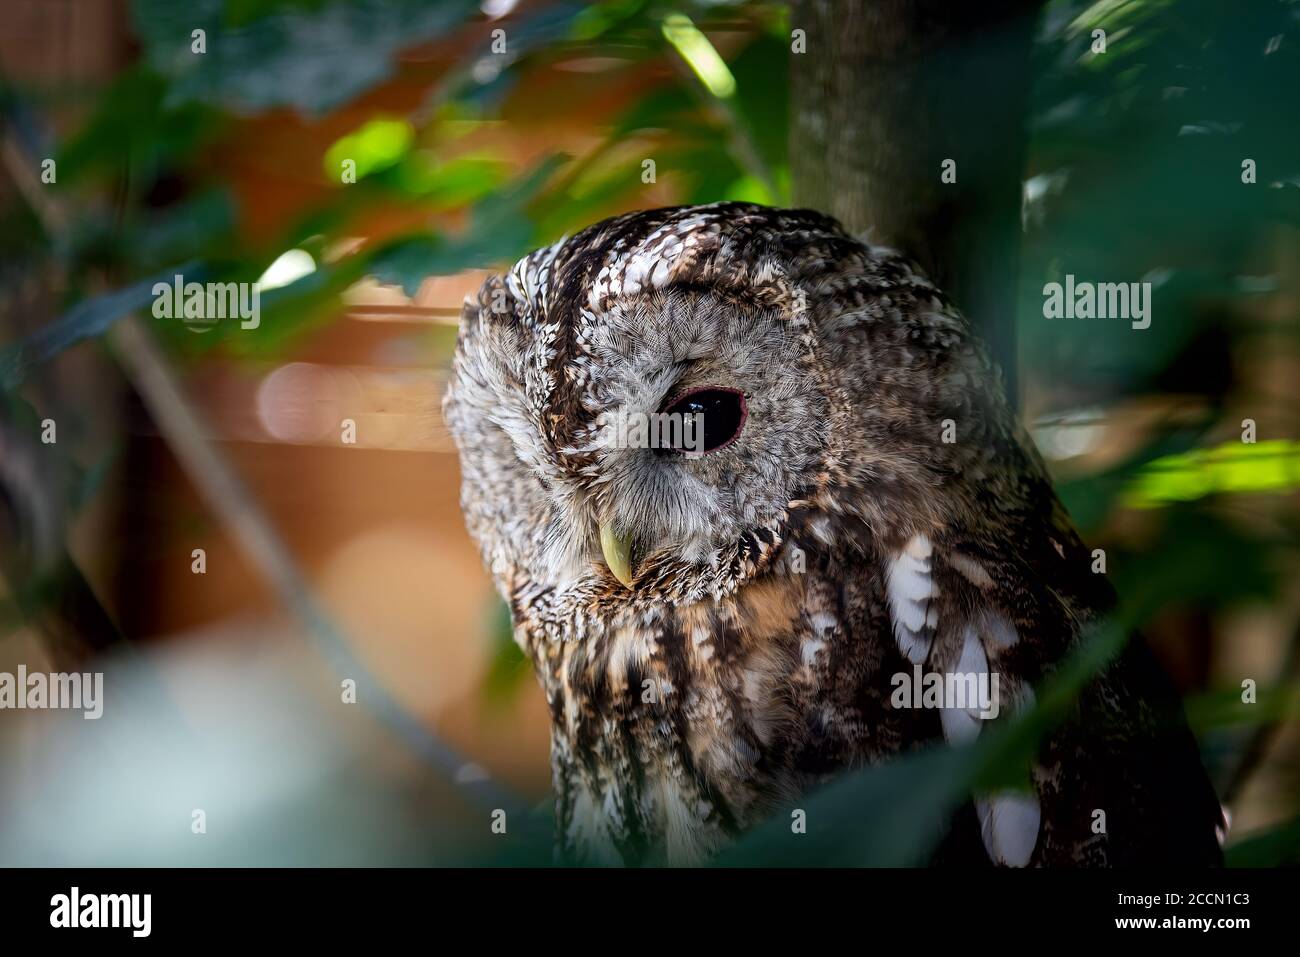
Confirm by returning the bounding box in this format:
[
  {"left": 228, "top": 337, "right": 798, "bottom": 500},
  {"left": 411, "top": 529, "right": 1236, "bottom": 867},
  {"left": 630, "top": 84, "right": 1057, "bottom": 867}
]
[{"left": 446, "top": 203, "right": 999, "bottom": 620}]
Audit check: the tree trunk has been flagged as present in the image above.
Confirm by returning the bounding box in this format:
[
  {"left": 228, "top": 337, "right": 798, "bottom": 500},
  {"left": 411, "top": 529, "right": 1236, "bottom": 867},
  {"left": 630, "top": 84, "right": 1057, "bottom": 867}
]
[{"left": 790, "top": 0, "right": 1042, "bottom": 407}]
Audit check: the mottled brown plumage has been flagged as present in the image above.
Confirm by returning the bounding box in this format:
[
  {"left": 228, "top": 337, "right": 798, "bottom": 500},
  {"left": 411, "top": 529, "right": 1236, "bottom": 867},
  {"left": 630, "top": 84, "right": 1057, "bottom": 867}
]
[{"left": 445, "top": 202, "right": 1221, "bottom": 866}]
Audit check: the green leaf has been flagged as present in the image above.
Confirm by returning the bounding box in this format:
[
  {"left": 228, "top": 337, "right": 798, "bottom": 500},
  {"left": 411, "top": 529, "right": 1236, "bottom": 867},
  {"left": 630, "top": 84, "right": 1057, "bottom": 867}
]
[
  {"left": 1184, "top": 686, "right": 1300, "bottom": 733},
  {"left": 55, "top": 67, "right": 223, "bottom": 187},
  {"left": 1055, "top": 425, "right": 1210, "bottom": 533},
  {"left": 1124, "top": 439, "right": 1300, "bottom": 508},
  {"left": 367, "top": 155, "right": 567, "bottom": 295}
]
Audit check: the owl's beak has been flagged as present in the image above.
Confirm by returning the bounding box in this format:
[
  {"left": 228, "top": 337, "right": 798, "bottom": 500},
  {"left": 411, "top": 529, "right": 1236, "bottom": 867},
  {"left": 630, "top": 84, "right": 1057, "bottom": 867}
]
[{"left": 599, "top": 522, "right": 636, "bottom": 588}]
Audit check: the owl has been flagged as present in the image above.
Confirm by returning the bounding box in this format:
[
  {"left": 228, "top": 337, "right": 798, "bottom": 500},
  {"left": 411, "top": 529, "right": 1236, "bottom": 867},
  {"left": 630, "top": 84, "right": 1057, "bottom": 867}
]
[{"left": 444, "top": 202, "right": 1223, "bottom": 867}]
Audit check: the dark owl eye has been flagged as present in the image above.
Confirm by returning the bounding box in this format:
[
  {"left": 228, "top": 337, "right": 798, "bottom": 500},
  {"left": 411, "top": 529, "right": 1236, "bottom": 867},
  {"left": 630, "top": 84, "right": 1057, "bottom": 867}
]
[{"left": 659, "top": 387, "right": 747, "bottom": 455}]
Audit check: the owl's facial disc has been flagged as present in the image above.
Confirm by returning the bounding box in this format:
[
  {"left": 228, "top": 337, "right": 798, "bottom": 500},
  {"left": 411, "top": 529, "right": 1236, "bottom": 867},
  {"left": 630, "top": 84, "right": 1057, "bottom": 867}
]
[
  {"left": 568, "top": 289, "right": 826, "bottom": 595},
  {"left": 597, "top": 386, "right": 749, "bottom": 586}
]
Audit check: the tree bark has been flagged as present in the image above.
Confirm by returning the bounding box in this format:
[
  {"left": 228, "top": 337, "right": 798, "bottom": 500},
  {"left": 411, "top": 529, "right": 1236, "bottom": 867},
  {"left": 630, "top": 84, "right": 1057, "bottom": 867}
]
[{"left": 790, "top": 0, "right": 1041, "bottom": 407}]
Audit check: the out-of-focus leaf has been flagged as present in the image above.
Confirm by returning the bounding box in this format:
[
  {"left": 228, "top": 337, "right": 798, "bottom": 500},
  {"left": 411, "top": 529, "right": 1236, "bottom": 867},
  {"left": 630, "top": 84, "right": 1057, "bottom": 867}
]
[
  {"left": 612, "top": 84, "right": 701, "bottom": 138},
  {"left": 727, "top": 31, "right": 789, "bottom": 185},
  {"left": 1125, "top": 439, "right": 1300, "bottom": 508},
  {"left": 532, "top": 137, "right": 662, "bottom": 237},
  {"left": 129, "top": 189, "right": 239, "bottom": 267},
  {"left": 207, "top": 251, "right": 371, "bottom": 356},
  {"left": 322, "top": 116, "right": 413, "bottom": 180},
  {"left": 662, "top": 13, "right": 736, "bottom": 99},
  {"left": 55, "top": 67, "right": 223, "bottom": 187},
  {"left": 723, "top": 169, "right": 789, "bottom": 204},
  {"left": 1056, "top": 424, "right": 1210, "bottom": 532},
  {"left": 1111, "top": 508, "right": 1282, "bottom": 621},
  {"left": 1018, "top": 265, "right": 1223, "bottom": 402},
  {"left": 131, "top": 0, "right": 481, "bottom": 115},
  {"left": 0, "top": 148, "right": 560, "bottom": 371},
  {"left": 718, "top": 734, "right": 991, "bottom": 866},
  {"left": 1225, "top": 814, "right": 1300, "bottom": 867},
  {"left": 1025, "top": 0, "right": 1300, "bottom": 406},
  {"left": 438, "top": 2, "right": 592, "bottom": 112},
  {"left": 1184, "top": 686, "right": 1300, "bottom": 733},
  {"left": 569, "top": 0, "right": 649, "bottom": 41},
  {"left": 367, "top": 155, "right": 567, "bottom": 295},
  {"left": 390, "top": 154, "right": 510, "bottom": 206},
  {"left": 0, "top": 264, "right": 202, "bottom": 390}
]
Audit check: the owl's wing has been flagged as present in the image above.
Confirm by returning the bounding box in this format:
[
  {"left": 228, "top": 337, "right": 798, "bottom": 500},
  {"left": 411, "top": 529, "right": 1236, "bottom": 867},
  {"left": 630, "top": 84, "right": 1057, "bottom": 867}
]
[
  {"left": 884, "top": 528, "right": 1045, "bottom": 865},
  {"left": 881, "top": 454, "right": 1222, "bottom": 867}
]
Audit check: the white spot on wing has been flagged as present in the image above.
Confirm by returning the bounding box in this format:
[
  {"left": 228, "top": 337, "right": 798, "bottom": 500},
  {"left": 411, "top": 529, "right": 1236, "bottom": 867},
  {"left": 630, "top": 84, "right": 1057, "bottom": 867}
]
[
  {"left": 939, "top": 625, "right": 989, "bottom": 744},
  {"left": 976, "top": 792, "right": 1041, "bottom": 867},
  {"left": 888, "top": 535, "right": 936, "bottom": 663},
  {"left": 905, "top": 536, "right": 933, "bottom": 560},
  {"left": 801, "top": 638, "right": 826, "bottom": 667},
  {"left": 983, "top": 613, "right": 1019, "bottom": 652}
]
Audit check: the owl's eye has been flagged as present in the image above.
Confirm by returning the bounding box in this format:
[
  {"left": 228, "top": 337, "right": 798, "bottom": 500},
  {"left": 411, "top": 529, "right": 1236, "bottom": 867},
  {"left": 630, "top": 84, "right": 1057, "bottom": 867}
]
[{"left": 659, "top": 387, "right": 747, "bottom": 455}]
